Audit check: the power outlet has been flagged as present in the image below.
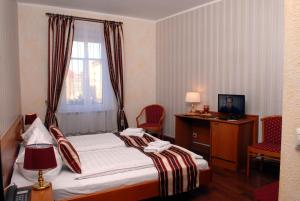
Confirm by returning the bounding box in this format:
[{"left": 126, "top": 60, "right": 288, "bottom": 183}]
[{"left": 192, "top": 132, "right": 198, "bottom": 138}]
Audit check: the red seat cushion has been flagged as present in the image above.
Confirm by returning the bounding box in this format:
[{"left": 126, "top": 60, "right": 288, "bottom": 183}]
[
  {"left": 252, "top": 143, "right": 281, "bottom": 153},
  {"left": 139, "top": 123, "right": 160, "bottom": 128}
]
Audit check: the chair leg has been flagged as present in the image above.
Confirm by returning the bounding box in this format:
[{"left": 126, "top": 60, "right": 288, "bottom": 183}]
[
  {"left": 158, "top": 129, "right": 163, "bottom": 139},
  {"left": 260, "top": 155, "right": 264, "bottom": 171},
  {"left": 247, "top": 152, "right": 251, "bottom": 177}
]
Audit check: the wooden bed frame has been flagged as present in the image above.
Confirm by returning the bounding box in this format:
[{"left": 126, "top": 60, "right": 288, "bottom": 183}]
[
  {"left": 1, "top": 116, "right": 212, "bottom": 201},
  {"left": 61, "top": 168, "right": 212, "bottom": 201},
  {"left": 1, "top": 115, "right": 23, "bottom": 189}
]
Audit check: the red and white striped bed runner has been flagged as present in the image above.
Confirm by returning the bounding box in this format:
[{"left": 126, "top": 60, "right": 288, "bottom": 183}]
[{"left": 117, "top": 134, "right": 199, "bottom": 196}]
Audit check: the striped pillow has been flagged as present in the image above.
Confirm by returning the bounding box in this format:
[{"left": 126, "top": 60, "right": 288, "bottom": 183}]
[
  {"left": 57, "top": 137, "right": 81, "bottom": 173},
  {"left": 49, "top": 125, "right": 65, "bottom": 143}
]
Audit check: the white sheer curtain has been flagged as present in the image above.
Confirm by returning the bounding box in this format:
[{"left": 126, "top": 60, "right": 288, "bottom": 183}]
[{"left": 57, "top": 21, "right": 117, "bottom": 135}]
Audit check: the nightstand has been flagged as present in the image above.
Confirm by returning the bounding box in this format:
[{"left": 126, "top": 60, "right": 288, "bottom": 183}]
[{"left": 30, "top": 184, "right": 53, "bottom": 201}]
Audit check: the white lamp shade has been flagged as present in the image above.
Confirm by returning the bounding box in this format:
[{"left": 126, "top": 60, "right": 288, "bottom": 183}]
[{"left": 185, "top": 92, "right": 201, "bottom": 103}]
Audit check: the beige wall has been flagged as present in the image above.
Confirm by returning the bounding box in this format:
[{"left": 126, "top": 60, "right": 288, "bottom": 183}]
[
  {"left": 156, "top": 0, "right": 284, "bottom": 138},
  {"left": 279, "top": 0, "right": 300, "bottom": 200},
  {"left": 18, "top": 3, "right": 156, "bottom": 127},
  {"left": 0, "top": 0, "right": 21, "bottom": 135}
]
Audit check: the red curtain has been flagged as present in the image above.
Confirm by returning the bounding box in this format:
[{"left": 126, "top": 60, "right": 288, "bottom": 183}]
[
  {"left": 45, "top": 15, "right": 74, "bottom": 128},
  {"left": 104, "top": 22, "right": 128, "bottom": 131}
]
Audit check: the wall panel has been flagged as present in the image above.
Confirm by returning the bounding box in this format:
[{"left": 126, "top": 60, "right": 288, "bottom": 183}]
[
  {"left": 156, "top": 0, "right": 284, "bottom": 139},
  {"left": 0, "top": 0, "right": 21, "bottom": 135}
]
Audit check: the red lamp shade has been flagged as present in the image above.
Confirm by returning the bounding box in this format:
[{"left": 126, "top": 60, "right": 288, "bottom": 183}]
[
  {"left": 25, "top": 113, "right": 37, "bottom": 125},
  {"left": 23, "top": 144, "right": 57, "bottom": 170}
]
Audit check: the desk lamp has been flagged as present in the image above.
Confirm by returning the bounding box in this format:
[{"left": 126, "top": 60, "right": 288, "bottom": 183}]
[{"left": 185, "top": 92, "right": 201, "bottom": 113}]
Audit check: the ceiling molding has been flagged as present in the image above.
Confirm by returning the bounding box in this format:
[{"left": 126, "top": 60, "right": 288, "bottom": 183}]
[
  {"left": 17, "top": 0, "right": 215, "bottom": 21},
  {"left": 156, "top": 0, "right": 222, "bottom": 23},
  {"left": 17, "top": 2, "right": 157, "bottom": 23}
]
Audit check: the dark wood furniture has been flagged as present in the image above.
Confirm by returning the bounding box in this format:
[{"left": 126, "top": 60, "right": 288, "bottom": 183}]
[
  {"left": 247, "top": 116, "right": 282, "bottom": 176},
  {"left": 136, "top": 104, "right": 165, "bottom": 138},
  {"left": 175, "top": 113, "right": 258, "bottom": 171},
  {"left": 31, "top": 185, "right": 54, "bottom": 201},
  {"left": 1, "top": 116, "right": 211, "bottom": 201}
]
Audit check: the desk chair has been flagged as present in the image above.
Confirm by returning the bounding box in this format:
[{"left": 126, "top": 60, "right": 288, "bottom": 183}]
[
  {"left": 136, "top": 104, "right": 165, "bottom": 139},
  {"left": 247, "top": 116, "right": 282, "bottom": 176}
]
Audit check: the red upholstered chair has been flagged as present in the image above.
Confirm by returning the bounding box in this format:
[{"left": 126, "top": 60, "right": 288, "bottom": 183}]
[
  {"left": 247, "top": 116, "right": 282, "bottom": 176},
  {"left": 136, "top": 104, "right": 165, "bottom": 139}
]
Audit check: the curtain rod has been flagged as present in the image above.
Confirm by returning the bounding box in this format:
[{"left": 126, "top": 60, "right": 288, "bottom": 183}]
[{"left": 45, "top": 13, "right": 123, "bottom": 24}]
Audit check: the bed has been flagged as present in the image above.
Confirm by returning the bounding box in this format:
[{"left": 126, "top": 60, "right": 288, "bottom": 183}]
[{"left": 2, "top": 117, "right": 212, "bottom": 201}]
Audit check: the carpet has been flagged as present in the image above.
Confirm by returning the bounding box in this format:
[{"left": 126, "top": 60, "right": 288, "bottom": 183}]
[{"left": 254, "top": 181, "right": 279, "bottom": 201}]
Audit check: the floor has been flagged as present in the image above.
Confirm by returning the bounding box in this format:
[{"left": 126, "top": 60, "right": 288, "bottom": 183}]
[{"left": 145, "top": 159, "right": 280, "bottom": 201}]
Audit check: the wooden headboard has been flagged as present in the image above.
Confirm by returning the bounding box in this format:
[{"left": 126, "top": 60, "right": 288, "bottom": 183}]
[{"left": 0, "top": 116, "right": 23, "bottom": 188}]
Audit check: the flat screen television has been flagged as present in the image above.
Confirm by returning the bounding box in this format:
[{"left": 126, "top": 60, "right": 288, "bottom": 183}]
[{"left": 218, "top": 94, "right": 245, "bottom": 119}]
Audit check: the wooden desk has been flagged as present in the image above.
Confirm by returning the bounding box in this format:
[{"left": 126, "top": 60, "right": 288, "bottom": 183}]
[
  {"left": 175, "top": 113, "right": 258, "bottom": 171},
  {"left": 30, "top": 185, "right": 53, "bottom": 201}
]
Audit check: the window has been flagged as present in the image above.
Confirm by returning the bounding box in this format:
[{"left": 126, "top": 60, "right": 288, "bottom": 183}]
[
  {"left": 59, "top": 21, "right": 115, "bottom": 113},
  {"left": 66, "top": 41, "right": 103, "bottom": 105}
]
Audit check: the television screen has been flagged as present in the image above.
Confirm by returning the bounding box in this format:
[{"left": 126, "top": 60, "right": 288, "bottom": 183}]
[{"left": 218, "top": 94, "right": 245, "bottom": 116}]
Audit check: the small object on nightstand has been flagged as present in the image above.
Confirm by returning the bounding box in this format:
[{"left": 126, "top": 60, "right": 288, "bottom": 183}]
[
  {"left": 4, "top": 184, "right": 31, "bottom": 201},
  {"left": 16, "top": 187, "right": 31, "bottom": 201},
  {"left": 203, "top": 105, "right": 210, "bottom": 114}
]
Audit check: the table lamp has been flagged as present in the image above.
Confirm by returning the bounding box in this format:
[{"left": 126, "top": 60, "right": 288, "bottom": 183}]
[
  {"left": 185, "top": 92, "right": 201, "bottom": 113},
  {"left": 25, "top": 113, "right": 37, "bottom": 125},
  {"left": 23, "top": 144, "right": 57, "bottom": 190}
]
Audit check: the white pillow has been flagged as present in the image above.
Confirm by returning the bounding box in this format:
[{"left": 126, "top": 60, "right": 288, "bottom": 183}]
[
  {"left": 21, "top": 121, "right": 36, "bottom": 142},
  {"left": 22, "top": 117, "right": 53, "bottom": 145},
  {"left": 16, "top": 147, "right": 63, "bottom": 182},
  {"left": 26, "top": 127, "right": 52, "bottom": 145}
]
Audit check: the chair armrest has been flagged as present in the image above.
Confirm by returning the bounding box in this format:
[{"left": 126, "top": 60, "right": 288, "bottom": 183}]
[
  {"left": 158, "top": 112, "right": 165, "bottom": 127},
  {"left": 136, "top": 109, "right": 145, "bottom": 127}
]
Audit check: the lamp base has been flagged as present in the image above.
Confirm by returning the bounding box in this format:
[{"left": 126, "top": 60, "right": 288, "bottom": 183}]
[
  {"left": 32, "top": 181, "right": 50, "bottom": 190},
  {"left": 32, "top": 169, "right": 51, "bottom": 190}
]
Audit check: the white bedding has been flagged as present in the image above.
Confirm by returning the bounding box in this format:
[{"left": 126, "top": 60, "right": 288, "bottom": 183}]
[
  {"left": 67, "top": 133, "right": 125, "bottom": 151},
  {"left": 76, "top": 147, "right": 153, "bottom": 180},
  {"left": 11, "top": 133, "right": 209, "bottom": 200}
]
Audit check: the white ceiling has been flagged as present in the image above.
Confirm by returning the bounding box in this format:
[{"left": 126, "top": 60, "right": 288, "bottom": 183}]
[{"left": 17, "top": 0, "right": 214, "bottom": 20}]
